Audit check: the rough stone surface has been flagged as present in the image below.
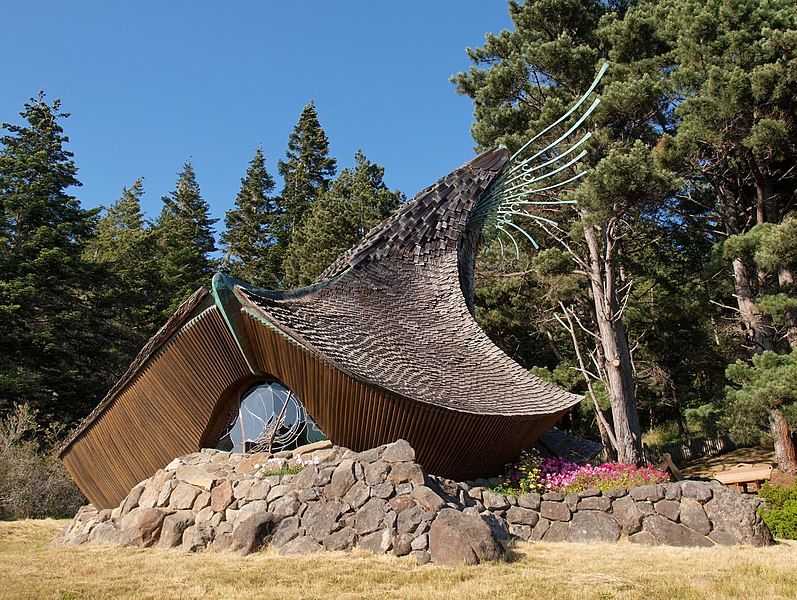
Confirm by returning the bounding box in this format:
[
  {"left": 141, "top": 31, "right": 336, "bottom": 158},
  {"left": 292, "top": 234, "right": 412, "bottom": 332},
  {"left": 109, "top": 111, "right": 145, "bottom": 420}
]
[
  {"left": 655, "top": 499, "right": 680, "bottom": 522},
  {"left": 410, "top": 486, "right": 445, "bottom": 512},
  {"left": 327, "top": 459, "right": 356, "bottom": 499},
  {"left": 381, "top": 439, "right": 415, "bottom": 463},
  {"left": 158, "top": 511, "right": 195, "bottom": 549},
  {"left": 182, "top": 522, "right": 214, "bottom": 552},
  {"left": 231, "top": 513, "right": 277, "bottom": 555},
  {"left": 679, "top": 498, "right": 711, "bottom": 536},
  {"left": 540, "top": 501, "right": 570, "bottom": 522},
  {"left": 704, "top": 492, "right": 773, "bottom": 547},
  {"left": 169, "top": 483, "right": 202, "bottom": 510},
  {"left": 681, "top": 481, "right": 712, "bottom": 503},
  {"left": 506, "top": 506, "right": 539, "bottom": 527},
  {"left": 60, "top": 441, "right": 773, "bottom": 561},
  {"left": 360, "top": 528, "right": 393, "bottom": 554},
  {"left": 304, "top": 501, "right": 345, "bottom": 543},
  {"left": 429, "top": 508, "right": 505, "bottom": 566},
  {"left": 643, "top": 515, "right": 714, "bottom": 547},
  {"left": 578, "top": 496, "right": 611, "bottom": 512},
  {"left": 567, "top": 511, "right": 621, "bottom": 544},
  {"left": 612, "top": 495, "right": 643, "bottom": 535},
  {"left": 324, "top": 525, "right": 356, "bottom": 551},
  {"left": 210, "top": 480, "right": 234, "bottom": 513},
  {"left": 518, "top": 493, "right": 541, "bottom": 510},
  {"left": 271, "top": 517, "right": 302, "bottom": 549},
  {"left": 279, "top": 536, "right": 322, "bottom": 556},
  {"left": 354, "top": 498, "right": 386, "bottom": 535},
  {"left": 119, "top": 507, "right": 170, "bottom": 547}
]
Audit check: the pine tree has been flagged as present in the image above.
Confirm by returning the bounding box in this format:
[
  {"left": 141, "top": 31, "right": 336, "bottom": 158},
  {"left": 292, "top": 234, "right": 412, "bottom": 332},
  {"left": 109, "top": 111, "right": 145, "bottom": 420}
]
[
  {"left": 655, "top": 0, "right": 797, "bottom": 471},
  {"left": 283, "top": 150, "right": 402, "bottom": 286},
  {"left": 220, "top": 148, "right": 281, "bottom": 287},
  {"left": 273, "top": 102, "right": 337, "bottom": 283},
  {"left": 154, "top": 162, "right": 217, "bottom": 316},
  {"left": 453, "top": 0, "right": 677, "bottom": 463},
  {"left": 0, "top": 93, "right": 106, "bottom": 422},
  {"left": 86, "top": 179, "right": 162, "bottom": 352}
]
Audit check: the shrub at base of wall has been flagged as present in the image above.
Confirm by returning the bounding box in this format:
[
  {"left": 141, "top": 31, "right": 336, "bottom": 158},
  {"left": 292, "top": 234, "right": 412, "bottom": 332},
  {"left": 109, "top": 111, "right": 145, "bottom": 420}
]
[{"left": 53, "top": 440, "right": 773, "bottom": 566}]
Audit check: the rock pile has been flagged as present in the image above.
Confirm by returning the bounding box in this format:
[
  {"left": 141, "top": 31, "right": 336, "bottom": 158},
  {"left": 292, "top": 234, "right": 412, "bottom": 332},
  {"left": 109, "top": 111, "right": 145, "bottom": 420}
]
[
  {"left": 56, "top": 440, "right": 772, "bottom": 565},
  {"left": 441, "top": 478, "right": 773, "bottom": 548}
]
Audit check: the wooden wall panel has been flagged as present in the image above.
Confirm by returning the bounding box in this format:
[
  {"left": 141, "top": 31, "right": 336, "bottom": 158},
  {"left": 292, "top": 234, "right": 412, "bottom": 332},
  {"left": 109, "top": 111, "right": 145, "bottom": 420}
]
[
  {"left": 241, "top": 312, "right": 564, "bottom": 482},
  {"left": 61, "top": 307, "right": 251, "bottom": 509}
]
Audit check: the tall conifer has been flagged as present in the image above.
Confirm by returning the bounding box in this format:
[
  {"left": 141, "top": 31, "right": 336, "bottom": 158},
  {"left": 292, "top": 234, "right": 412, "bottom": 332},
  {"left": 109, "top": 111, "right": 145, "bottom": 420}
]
[
  {"left": 283, "top": 150, "right": 401, "bottom": 286},
  {"left": 221, "top": 148, "right": 280, "bottom": 287},
  {"left": 273, "top": 102, "right": 337, "bottom": 283},
  {"left": 0, "top": 93, "right": 105, "bottom": 421},
  {"left": 154, "top": 162, "right": 217, "bottom": 315},
  {"left": 86, "top": 179, "right": 162, "bottom": 344}
]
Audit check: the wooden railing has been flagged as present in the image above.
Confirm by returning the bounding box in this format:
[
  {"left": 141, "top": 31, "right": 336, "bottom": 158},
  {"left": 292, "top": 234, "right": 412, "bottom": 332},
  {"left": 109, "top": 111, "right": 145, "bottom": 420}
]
[{"left": 643, "top": 435, "right": 737, "bottom": 465}]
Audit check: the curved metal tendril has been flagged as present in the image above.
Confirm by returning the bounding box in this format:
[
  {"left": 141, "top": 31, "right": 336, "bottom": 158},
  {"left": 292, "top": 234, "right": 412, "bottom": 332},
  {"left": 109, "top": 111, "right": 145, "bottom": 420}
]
[{"left": 474, "top": 63, "right": 608, "bottom": 261}]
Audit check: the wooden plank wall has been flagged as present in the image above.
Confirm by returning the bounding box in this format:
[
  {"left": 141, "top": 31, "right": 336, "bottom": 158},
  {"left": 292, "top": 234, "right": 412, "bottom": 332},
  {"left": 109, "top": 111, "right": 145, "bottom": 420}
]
[
  {"left": 241, "top": 312, "right": 564, "bottom": 481},
  {"left": 61, "top": 307, "right": 251, "bottom": 508}
]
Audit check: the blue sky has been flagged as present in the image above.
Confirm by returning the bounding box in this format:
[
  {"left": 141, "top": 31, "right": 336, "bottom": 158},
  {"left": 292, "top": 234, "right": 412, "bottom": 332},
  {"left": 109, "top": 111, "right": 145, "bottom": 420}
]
[{"left": 1, "top": 2, "right": 511, "bottom": 227}]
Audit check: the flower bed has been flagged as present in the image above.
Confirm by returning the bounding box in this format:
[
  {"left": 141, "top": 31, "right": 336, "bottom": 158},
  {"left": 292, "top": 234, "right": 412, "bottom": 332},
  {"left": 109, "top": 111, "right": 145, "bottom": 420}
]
[{"left": 495, "top": 451, "right": 669, "bottom": 495}]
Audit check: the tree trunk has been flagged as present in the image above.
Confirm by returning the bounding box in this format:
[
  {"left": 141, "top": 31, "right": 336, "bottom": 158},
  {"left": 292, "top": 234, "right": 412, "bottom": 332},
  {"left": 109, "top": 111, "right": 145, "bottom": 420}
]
[
  {"left": 778, "top": 267, "right": 797, "bottom": 350},
  {"left": 720, "top": 181, "right": 797, "bottom": 473},
  {"left": 731, "top": 257, "right": 775, "bottom": 352},
  {"left": 770, "top": 408, "right": 797, "bottom": 473},
  {"left": 583, "top": 223, "right": 642, "bottom": 464}
]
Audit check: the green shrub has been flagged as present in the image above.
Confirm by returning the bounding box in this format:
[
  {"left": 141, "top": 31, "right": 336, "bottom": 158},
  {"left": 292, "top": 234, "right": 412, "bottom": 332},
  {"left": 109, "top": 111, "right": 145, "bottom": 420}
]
[
  {"left": 259, "top": 464, "right": 304, "bottom": 478},
  {"left": 0, "top": 404, "right": 85, "bottom": 520},
  {"left": 759, "top": 483, "right": 797, "bottom": 539}
]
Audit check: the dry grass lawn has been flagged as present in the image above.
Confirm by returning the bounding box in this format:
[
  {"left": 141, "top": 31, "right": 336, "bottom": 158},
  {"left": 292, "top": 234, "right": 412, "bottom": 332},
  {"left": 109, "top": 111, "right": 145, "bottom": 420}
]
[
  {"left": 1, "top": 519, "right": 796, "bottom": 599},
  {"left": 681, "top": 445, "right": 777, "bottom": 478}
]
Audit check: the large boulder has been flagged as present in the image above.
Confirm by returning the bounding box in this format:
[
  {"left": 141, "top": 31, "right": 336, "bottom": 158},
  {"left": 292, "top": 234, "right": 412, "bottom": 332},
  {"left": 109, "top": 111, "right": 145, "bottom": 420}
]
[
  {"left": 566, "top": 511, "right": 621, "bottom": 544},
  {"left": 119, "top": 507, "right": 170, "bottom": 547},
  {"left": 231, "top": 513, "right": 278, "bottom": 555},
  {"left": 704, "top": 491, "right": 773, "bottom": 547},
  {"left": 158, "top": 510, "right": 195, "bottom": 548},
  {"left": 428, "top": 508, "right": 505, "bottom": 566},
  {"left": 641, "top": 515, "right": 714, "bottom": 547}
]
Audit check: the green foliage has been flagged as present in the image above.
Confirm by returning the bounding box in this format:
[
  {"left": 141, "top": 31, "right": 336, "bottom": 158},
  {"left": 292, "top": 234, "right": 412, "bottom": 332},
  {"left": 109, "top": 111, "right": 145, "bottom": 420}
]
[
  {"left": 492, "top": 450, "right": 545, "bottom": 496},
  {"left": 0, "top": 93, "right": 113, "bottom": 422},
  {"left": 85, "top": 179, "right": 164, "bottom": 359},
  {"left": 0, "top": 404, "right": 84, "bottom": 519},
  {"left": 283, "top": 150, "right": 402, "bottom": 286},
  {"left": 759, "top": 483, "right": 797, "bottom": 539},
  {"left": 221, "top": 148, "right": 281, "bottom": 288},
  {"left": 259, "top": 464, "right": 304, "bottom": 478},
  {"left": 154, "top": 162, "right": 217, "bottom": 316},
  {"left": 723, "top": 350, "right": 797, "bottom": 445},
  {"left": 274, "top": 102, "right": 337, "bottom": 283}
]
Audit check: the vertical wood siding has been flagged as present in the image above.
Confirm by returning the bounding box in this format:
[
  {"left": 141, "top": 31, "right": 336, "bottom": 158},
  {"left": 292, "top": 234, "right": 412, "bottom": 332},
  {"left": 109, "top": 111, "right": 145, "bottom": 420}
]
[{"left": 61, "top": 307, "right": 251, "bottom": 508}]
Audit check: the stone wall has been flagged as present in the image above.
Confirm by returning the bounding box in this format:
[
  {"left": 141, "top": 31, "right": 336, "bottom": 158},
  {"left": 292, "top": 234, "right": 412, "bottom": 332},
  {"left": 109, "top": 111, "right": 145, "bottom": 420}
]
[{"left": 55, "top": 440, "right": 772, "bottom": 566}]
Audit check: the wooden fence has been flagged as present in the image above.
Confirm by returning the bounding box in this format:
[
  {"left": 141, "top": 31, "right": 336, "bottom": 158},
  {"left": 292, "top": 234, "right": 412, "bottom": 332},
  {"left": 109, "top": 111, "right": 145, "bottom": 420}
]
[{"left": 644, "top": 435, "right": 737, "bottom": 465}]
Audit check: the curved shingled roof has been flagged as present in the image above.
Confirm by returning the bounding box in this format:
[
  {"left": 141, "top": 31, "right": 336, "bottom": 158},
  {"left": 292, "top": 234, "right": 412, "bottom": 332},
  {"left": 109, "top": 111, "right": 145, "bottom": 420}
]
[
  {"left": 235, "top": 148, "right": 581, "bottom": 417},
  {"left": 59, "top": 147, "right": 585, "bottom": 508}
]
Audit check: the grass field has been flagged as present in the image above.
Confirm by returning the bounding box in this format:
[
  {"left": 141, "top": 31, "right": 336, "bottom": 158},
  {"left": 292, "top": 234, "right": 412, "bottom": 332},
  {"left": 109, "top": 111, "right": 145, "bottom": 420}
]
[{"left": 2, "top": 519, "right": 796, "bottom": 599}]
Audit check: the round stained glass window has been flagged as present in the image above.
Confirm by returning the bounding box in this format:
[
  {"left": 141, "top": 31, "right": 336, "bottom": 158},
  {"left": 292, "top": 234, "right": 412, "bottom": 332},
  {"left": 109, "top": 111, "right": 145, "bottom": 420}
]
[{"left": 216, "top": 381, "right": 310, "bottom": 453}]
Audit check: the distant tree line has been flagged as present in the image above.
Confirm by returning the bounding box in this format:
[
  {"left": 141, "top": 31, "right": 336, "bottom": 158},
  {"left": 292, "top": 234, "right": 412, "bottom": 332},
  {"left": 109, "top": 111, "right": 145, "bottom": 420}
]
[
  {"left": 0, "top": 0, "right": 794, "bottom": 475},
  {"left": 0, "top": 96, "right": 401, "bottom": 430}
]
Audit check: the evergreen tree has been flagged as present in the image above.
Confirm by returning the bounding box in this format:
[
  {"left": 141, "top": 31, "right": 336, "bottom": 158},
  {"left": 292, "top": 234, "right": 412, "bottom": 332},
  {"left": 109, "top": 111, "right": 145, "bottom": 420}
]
[
  {"left": 0, "top": 93, "right": 105, "bottom": 422},
  {"left": 273, "top": 102, "right": 337, "bottom": 283},
  {"left": 220, "top": 148, "right": 281, "bottom": 287},
  {"left": 655, "top": 0, "right": 797, "bottom": 470},
  {"left": 283, "top": 150, "right": 402, "bottom": 286},
  {"left": 85, "top": 179, "right": 163, "bottom": 358},
  {"left": 453, "top": 0, "right": 676, "bottom": 463},
  {"left": 154, "top": 162, "right": 217, "bottom": 316}
]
